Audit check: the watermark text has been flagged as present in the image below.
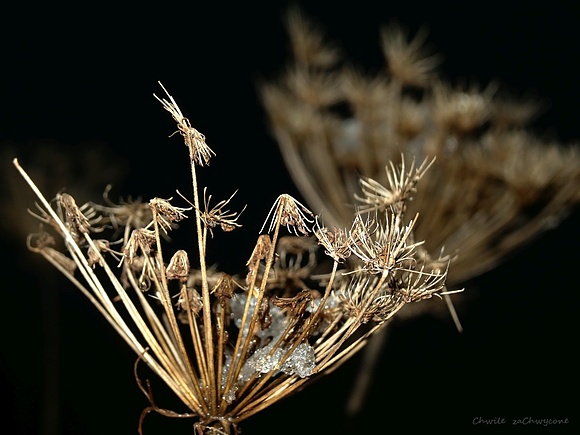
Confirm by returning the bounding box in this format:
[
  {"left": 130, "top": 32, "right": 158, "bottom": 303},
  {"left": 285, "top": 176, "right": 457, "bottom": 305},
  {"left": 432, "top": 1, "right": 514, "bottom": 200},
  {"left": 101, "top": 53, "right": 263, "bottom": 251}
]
[{"left": 472, "top": 416, "right": 569, "bottom": 427}]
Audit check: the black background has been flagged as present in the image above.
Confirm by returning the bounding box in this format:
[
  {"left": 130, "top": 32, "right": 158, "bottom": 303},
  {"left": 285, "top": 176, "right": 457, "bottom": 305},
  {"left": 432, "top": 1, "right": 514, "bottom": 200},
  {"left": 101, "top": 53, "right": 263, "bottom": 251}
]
[{"left": 1, "top": 1, "right": 578, "bottom": 433}]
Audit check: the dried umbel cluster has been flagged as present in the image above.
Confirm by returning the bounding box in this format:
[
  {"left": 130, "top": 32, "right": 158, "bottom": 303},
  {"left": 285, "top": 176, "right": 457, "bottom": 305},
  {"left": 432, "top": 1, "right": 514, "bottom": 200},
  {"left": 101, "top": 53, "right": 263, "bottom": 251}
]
[
  {"left": 260, "top": 7, "right": 580, "bottom": 289},
  {"left": 14, "top": 84, "right": 455, "bottom": 434}
]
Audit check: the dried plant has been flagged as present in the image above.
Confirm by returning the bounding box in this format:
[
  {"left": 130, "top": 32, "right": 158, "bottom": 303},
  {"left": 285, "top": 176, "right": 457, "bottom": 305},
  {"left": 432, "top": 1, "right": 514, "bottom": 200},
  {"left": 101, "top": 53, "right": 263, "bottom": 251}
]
[
  {"left": 260, "top": 7, "right": 580, "bottom": 290},
  {"left": 258, "top": 6, "right": 580, "bottom": 418},
  {"left": 13, "top": 83, "right": 458, "bottom": 434}
]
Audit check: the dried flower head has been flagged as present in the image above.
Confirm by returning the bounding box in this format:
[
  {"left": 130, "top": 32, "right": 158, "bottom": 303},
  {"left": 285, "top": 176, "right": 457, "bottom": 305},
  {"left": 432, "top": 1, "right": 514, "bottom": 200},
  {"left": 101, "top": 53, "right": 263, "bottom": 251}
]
[
  {"left": 57, "top": 192, "right": 96, "bottom": 235},
  {"left": 123, "top": 228, "right": 156, "bottom": 263},
  {"left": 380, "top": 22, "right": 441, "bottom": 87},
  {"left": 177, "top": 286, "right": 203, "bottom": 316},
  {"left": 314, "top": 217, "right": 351, "bottom": 263},
  {"left": 285, "top": 5, "right": 340, "bottom": 68},
  {"left": 260, "top": 193, "right": 315, "bottom": 236},
  {"left": 198, "top": 188, "right": 246, "bottom": 237},
  {"left": 432, "top": 81, "right": 497, "bottom": 134},
  {"left": 149, "top": 197, "right": 190, "bottom": 234},
  {"left": 355, "top": 155, "right": 435, "bottom": 214},
  {"left": 87, "top": 239, "right": 122, "bottom": 268},
  {"left": 92, "top": 185, "right": 153, "bottom": 231},
  {"left": 348, "top": 212, "right": 423, "bottom": 274},
  {"left": 154, "top": 81, "right": 215, "bottom": 166},
  {"left": 14, "top": 83, "right": 454, "bottom": 434}
]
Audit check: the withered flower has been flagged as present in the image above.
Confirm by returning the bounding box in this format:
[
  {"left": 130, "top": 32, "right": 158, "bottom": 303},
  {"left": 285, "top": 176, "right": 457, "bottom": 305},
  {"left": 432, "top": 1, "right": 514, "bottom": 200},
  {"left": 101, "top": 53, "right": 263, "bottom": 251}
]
[{"left": 14, "top": 83, "right": 453, "bottom": 434}]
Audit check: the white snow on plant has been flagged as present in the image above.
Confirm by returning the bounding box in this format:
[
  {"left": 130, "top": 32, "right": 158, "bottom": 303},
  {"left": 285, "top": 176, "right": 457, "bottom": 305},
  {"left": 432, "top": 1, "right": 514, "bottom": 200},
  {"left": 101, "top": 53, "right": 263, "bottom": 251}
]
[
  {"left": 223, "top": 293, "right": 316, "bottom": 403},
  {"left": 247, "top": 342, "right": 315, "bottom": 378}
]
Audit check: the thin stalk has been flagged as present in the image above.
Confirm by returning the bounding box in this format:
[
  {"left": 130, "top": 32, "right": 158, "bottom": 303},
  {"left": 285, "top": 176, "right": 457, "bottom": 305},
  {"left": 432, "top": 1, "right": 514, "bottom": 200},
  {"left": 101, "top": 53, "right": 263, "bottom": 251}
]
[
  {"left": 189, "top": 161, "right": 217, "bottom": 412},
  {"left": 215, "top": 301, "right": 227, "bottom": 410}
]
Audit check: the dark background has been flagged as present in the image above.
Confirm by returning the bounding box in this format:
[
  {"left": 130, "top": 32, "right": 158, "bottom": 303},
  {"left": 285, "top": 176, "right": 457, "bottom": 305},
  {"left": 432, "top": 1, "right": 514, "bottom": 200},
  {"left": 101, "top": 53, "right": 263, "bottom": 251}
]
[{"left": 1, "top": 1, "right": 578, "bottom": 433}]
